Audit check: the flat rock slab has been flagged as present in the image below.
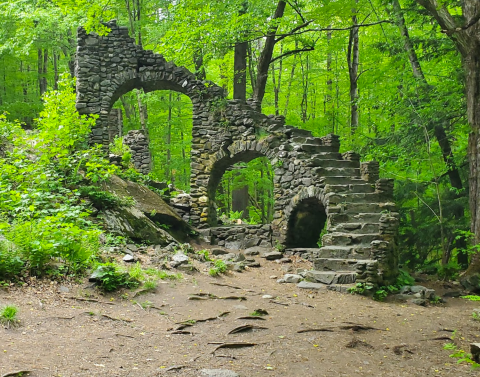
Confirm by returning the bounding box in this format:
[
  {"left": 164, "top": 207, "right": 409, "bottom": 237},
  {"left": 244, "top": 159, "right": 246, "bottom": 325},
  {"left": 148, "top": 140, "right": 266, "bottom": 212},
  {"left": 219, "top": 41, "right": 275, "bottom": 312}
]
[
  {"left": 297, "top": 281, "right": 325, "bottom": 290},
  {"left": 305, "top": 270, "right": 355, "bottom": 284},
  {"left": 200, "top": 369, "right": 240, "bottom": 377},
  {"left": 244, "top": 246, "right": 271, "bottom": 256},
  {"left": 261, "top": 251, "right": 283, "bottom": 260}
]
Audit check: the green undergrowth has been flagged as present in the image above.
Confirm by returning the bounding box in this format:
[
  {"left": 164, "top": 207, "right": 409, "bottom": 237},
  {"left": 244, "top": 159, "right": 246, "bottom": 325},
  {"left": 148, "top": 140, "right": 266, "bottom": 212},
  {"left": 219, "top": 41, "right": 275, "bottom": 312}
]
[
  {"left": 93, "top": 262, "right": 182, "bottom": 292},
  {"left": 0, "top": 75, "right": 148, "bottom": 284},
  {"left": 348, "top": 269, "right": 420, "bottom": 301},
  {"left": 209, "top": 259, "right": 228, "bottom": 277},
  {"left": 0, "top": 304, "right": 19, "bottom": 328}
]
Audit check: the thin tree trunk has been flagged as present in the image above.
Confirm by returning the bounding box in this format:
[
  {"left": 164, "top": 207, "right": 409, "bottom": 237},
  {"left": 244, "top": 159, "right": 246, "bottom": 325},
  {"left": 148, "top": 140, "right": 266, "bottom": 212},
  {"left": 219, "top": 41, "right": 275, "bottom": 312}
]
[
  {"left": 121, "top": 96, "right": 133, "bottom": 121},
  {"left": 194, "top": 50, "right": 206, "bottom": 80},
  {"left": 166, "top": 91, "right": 172, "bottom": 181},
  {"left": 347, "top": 9, "right": 360, "bottom": 134},
  {"left": 283, "top": 51, "right": 297, "bottom": 117},
  {"left": 253, "top": 0, "right": 286, "bottom": 108},
  {"left": 325, "top": 27, "right": 334, "bottom": 133},
  {"left": 53, "top": 53, "right": 59, "bottom": 90}
]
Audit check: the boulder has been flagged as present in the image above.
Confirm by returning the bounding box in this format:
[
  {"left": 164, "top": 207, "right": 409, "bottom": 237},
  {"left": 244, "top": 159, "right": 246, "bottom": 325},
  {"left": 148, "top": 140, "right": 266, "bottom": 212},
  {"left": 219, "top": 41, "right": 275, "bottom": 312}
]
[{"left": 103, "top": 175, "right": 194, "bottom": 242}]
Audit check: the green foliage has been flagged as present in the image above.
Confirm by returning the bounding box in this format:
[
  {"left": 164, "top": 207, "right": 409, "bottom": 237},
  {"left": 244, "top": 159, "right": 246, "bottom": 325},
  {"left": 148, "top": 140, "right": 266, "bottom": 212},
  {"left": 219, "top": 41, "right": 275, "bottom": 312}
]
[
  {"left": 93, "top": 263, "right": 140, "bottom": 292},
  {"left": 396, "top": 269, "right": 415, "bottom": 287},
  {"left": 444, "top": 343, "right": 480, "bottom": 370},
  {"left": 78, "top": 186, "right": 125, "bottom": 210},
  {"left": 209, "top": 259, "right": 228, "bottom": 277},
  {"left": 0, "top": 239, "right": 24, "bottom": 281},
  {"left": 473, "top": 312, "right": 480, "bottom": 321},
  {"left": 348, "top": 282, "right": 375, "bottom": 295},
  {"left": 0, "top": 305, "right": 19, "bottom": 328},
  {"left": 461, "top": 295, "right": 480, "bottom": 301},
  {"left": 216, "top": 158, "right": 274, "bottom": 225},
  {"left": 4, "top": 216, "right": 100, "bottom": 275},
  {"left": 196, "top": 249, "right": 212, "bottom": 262}
]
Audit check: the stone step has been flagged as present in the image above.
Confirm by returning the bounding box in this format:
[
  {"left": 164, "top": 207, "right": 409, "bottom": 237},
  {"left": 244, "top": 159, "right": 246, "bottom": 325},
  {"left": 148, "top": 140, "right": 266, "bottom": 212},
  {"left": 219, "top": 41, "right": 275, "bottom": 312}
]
[
  {"left": 329, "top": 212, "right": 387, "bottom": 224},
  {"left": 311, "top": 152, "right": 342, "bottom": 160},
  {"left": 329, "top": 202, "right": 396, "bottom": 214},
  {"left": 320, "top": 176, "right": 367, "bottom": 185},
  {"left": 326, "top": 283, "right": 357, "bottom": 293},
  {"left": 322, "top": 232, "right": 382, "bottom": 246},
  {"left": 307, "top": 159, "right": 360, "bottom": 169},
  {"left": 327, "top": 192, "right": 386, "bottom": 205},
  {"left": 313, "top": 167, "right": 360, "bottom": 178},
  {"left": 295, "top": 144, "right": 339, "bottom": 154},
  {"left": 313, "top": 258, "right": 377, "bottom": 272},
  {"left": 324, "top": 183, "right": 376, "bottom": 194},
  {"left": 329, "top": 222, "right": 381, "bottom": 234},
  {"left": 305, "top": 270, "right": 356, "bottom": 285},
  {"left": 314, "top": 245, "right": 373, "bottom": 259}
]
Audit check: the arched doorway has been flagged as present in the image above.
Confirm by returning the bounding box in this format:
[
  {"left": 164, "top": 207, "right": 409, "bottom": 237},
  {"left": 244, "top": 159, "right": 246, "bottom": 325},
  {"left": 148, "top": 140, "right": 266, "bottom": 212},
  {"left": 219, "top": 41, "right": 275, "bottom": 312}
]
[
  {"left": 207, "top": 148, "right": 273, "bottom": 227},
  {"left": 286, "top": 197, "right": 327, "bottom": 248}
]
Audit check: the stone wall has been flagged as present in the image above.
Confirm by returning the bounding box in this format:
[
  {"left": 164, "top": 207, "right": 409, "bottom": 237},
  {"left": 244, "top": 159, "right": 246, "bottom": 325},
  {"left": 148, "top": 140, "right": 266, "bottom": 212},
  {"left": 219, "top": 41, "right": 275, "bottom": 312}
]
[
  {"left": 75, "top": 20, "right": 400, "bottom": 285},
  {"left": 204, "top": 225, "right": 273, "bottom": 249}
]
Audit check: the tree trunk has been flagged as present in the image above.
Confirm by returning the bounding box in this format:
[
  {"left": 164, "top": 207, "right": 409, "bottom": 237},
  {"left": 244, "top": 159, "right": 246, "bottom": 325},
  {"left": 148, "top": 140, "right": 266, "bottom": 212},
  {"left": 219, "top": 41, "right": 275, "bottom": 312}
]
[
  {"left": 53, "top": 53, "right": 59, "bottom": 90},
  {"left": 166, "top": 91, "right": 172, "bottom": 181},
  {"left": 283, "top": 52, "right": 297, "bottom": 117},
  {"left": 465, "top": 47, "right": 480, "bottom": 275},
  {"left": 347, "top": 10, "right": 359, "bottom": 134},
  {"left": 253, "top": 0, "right": 286, "bottom": 108},
  {"left": 234, "top": 41, "right": 247, "bottom": 102},
  {"left": 194, "top": 50, "right": 206, "bottom": 80},
  {"left": 325, "top": 27, "right": 334, "bottom": 132}
]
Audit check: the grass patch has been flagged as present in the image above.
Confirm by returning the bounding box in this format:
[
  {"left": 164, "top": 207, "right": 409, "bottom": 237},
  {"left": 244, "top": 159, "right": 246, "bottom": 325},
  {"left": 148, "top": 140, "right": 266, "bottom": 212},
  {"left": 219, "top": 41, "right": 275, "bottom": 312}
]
[
  {"left": 209, "top": 260, "right": 228, "bottom": 277},
  {"left": 0, "top": 305, "right": 19, "bottom": 328}
]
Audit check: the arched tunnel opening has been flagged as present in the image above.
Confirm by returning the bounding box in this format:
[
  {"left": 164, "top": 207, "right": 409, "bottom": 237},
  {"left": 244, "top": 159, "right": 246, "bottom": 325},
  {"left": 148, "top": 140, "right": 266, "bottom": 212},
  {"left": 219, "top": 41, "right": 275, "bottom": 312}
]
[{"left": 286, "top": 197, "right": 327, "bottom": 248}]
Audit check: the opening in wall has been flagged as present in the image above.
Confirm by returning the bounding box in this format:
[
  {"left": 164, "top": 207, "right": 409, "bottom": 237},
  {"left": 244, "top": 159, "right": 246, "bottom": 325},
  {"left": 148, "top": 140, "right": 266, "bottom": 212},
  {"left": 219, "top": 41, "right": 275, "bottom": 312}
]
[{"left": 286, "top": 197, "right": 327, "bottom": 248}]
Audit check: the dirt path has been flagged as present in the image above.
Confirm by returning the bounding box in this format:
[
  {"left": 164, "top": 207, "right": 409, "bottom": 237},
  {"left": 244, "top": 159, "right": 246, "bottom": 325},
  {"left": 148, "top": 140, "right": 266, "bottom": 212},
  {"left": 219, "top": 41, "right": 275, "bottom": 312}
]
[{"left": 1, "top": 257, "right": 479, "bottom": 377}]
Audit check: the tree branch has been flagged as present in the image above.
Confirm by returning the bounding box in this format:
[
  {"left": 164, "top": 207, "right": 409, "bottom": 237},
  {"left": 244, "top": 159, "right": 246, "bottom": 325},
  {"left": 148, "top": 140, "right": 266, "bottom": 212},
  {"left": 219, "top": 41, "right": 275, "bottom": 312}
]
[
  {"left": 275, "top": 20, "right": 313, "bottom": 43},
  {"left": 286, "top": 0, "right": 306, "bottom": 23},
  {"left": 442, "top": 11, "right": 480, "bottom": 34},
  {"left": 270, "top": 46, "right": 314, "bottom": 63},
  {"left": 274, "top": 20, "right": 393, "bottom": 40}
]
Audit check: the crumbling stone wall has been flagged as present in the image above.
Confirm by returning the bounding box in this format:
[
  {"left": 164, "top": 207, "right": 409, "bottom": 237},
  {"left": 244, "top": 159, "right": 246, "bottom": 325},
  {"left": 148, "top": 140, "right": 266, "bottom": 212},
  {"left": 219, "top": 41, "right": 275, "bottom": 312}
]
[{"left": 75, "top": 20, "right": 399, "bottom": 285}]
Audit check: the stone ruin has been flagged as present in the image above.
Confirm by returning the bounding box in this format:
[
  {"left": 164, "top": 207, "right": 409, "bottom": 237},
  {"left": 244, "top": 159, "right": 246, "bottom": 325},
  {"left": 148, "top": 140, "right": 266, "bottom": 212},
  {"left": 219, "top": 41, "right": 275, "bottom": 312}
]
[{"left": 75, "top": 20, "right": 400, "bottom": 287}]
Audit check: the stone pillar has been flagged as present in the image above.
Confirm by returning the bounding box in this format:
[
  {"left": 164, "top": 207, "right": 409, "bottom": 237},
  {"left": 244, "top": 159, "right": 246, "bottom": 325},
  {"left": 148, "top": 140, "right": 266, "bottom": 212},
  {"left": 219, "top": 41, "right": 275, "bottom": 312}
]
[
  {"left": 123, "top": 130, "right": 151, "bottom": 175},
  {"left": 360, "top": 161, "right": 379, "bottom": 182}
]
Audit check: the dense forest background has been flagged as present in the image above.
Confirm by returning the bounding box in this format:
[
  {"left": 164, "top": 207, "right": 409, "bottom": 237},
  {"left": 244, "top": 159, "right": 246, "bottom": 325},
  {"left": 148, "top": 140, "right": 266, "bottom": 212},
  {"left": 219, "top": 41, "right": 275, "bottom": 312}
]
[{"left": 0, "top": 0, "right": 475, "bottom": 278}]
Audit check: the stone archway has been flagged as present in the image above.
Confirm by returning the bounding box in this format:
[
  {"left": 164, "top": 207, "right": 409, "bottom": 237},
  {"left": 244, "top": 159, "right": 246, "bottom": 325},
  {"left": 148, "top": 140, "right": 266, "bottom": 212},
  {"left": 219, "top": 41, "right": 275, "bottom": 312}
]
[{"left": 75, "top": 20, "right": 400, "bottom": 286}]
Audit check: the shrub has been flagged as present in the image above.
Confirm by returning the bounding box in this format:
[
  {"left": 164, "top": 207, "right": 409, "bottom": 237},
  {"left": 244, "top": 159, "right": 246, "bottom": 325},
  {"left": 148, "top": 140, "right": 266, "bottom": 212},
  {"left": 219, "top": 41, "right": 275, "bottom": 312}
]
[
  {"left": 0, "top": 305, "right": 19, "bottom": 328},
  {"left": 93, "top": 263, "right": 140, "bottom": 292},
  {"left": 5, "top": 216, "right": 100, "bottom": 275},
  {"left": 209, "top": 259, "right": 228, "bottom": 277},
  {"left": 0, "top": 240, "right": 24, "bottom": 281}
]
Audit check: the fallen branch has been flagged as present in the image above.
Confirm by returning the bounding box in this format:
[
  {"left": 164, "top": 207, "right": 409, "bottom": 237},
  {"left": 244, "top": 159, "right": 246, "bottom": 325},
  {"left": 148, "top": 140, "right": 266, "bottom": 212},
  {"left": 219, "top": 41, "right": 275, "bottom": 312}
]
[
  {"left": 67, "top": 296, "right": 115, "bottom": 305},
  {"left": 173, "top": 312, "right": 230, "bottom": 331},
  {"left": 1, "top": 371, "right": 32, "bottom": 377},
  {"left": 210, "top": 283, "right": 243, "bottom": 290},
  {"left": 209, "top": 342, "right": 256, "bottom": 353},
  {"left": 228, "top": 325, "right": 268, "bottom": 334},
  {"left": 269, "top": 299, "right": 289, "bottom": 306},
  {"left": 101, "top": 314, "right": 133, "bottom": 322},
  {"left": 297, "top": 328, "right": 335, "bottom": 333},
  {"left": 236, "top": 316, "right": 266, "bottom": 321}
]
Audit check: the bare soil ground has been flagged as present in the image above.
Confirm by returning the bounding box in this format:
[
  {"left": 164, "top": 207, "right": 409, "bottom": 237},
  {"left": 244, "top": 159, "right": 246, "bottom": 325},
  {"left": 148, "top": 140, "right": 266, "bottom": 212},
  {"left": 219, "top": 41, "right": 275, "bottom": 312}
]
[{"left": 1, "top": 255, "right": 479, "bottom": 377}]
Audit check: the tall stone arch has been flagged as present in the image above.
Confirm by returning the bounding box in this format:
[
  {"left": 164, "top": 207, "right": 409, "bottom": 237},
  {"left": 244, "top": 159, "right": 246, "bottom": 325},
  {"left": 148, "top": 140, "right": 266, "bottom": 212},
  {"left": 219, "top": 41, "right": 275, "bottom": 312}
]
[{"left": 75, "top": 20, "right": 399, "bottom": 286}]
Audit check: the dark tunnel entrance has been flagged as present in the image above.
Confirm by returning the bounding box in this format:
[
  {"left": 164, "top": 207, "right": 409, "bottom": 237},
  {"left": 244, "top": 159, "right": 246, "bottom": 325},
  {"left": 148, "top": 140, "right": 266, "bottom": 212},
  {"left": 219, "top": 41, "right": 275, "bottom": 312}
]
[{"left": 286, "top": 197, "right": 327, "bottom": 248}]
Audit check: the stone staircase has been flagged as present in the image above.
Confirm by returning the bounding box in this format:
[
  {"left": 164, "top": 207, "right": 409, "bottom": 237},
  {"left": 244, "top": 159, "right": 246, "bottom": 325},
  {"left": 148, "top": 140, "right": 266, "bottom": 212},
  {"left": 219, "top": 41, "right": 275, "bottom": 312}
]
[{"left": 286, "top": 154, "right": 398, "bottom": 291}]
